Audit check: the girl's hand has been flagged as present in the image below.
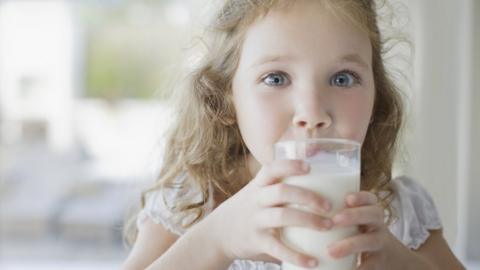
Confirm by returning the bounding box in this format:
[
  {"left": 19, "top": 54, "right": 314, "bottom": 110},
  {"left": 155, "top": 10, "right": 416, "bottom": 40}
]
[
  {"left": 327, "top": 191, "right": 421, "bottom": 270},
  {"left": 204, "top": 160, "right": 333, "bottom": 269}
]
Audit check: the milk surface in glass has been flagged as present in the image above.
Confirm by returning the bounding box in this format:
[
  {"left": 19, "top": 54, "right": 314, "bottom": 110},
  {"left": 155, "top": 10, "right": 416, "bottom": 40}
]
[{"left": 277, "top": 140, "right": 360, "bottom": 270}]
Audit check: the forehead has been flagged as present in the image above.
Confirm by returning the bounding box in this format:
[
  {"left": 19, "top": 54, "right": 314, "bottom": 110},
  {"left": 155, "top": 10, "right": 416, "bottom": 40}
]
[{"left": 239, "top": 1, "right": 372, "bottom": 68}]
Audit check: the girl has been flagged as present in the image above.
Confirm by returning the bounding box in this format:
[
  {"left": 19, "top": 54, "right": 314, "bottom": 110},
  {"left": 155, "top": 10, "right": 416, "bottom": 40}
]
[{"left": 122, "top": 0, "right": 465, "bottom": 269}]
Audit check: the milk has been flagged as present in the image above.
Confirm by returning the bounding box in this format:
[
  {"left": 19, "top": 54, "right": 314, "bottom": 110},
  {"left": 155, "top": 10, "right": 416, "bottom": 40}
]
[{"left": 280, "top": 164, "right": 360, "bottom": 270}]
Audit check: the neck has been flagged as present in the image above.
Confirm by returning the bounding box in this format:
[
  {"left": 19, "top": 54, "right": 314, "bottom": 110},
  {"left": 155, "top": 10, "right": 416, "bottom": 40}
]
[
  {"left": 246, "top": 154, "right": 262, "bottom": 180},
  {"left": 213, "top": 154, "right": 261, "bottom": 207}
]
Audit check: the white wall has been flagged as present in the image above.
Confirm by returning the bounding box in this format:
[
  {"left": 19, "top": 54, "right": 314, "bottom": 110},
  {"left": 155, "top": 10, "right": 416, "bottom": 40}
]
[
  {"left": 466, "top": 0, "right": 480, "bottom": 261},
  {"left": 0, "top": 0, "right": 76, "bottom": 152},
  {"left": 408, "top": 0, "right": 458, "bottom": 247},
  {"left": 404, "top": 0, "right": 477, "bottom": 263}
]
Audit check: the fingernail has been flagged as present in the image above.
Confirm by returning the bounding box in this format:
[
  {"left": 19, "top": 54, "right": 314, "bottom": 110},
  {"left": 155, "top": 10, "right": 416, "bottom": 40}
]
[
  {"left": 308, "top": 259, "right": 318, "bottom": 267},
  {"left": 328, "top": 245, "right": 340, "bottom": 258},
  {"left": 302, "top": 162, "right": 310, "bottom": 172},
  {"left": 346, "top": 194, "right": 356, "bottom": 205},
  {"left": 333, "top": 213, "right": 345, "bottom": 224}
]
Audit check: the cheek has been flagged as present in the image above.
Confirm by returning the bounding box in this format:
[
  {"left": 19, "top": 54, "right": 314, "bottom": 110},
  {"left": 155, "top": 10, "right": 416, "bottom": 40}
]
[
  {"left": 234, "top": 92, "right": 291, "bottom": 164},
  {"left": 336, "top": 92, "right": 374, "bottom": 143}
]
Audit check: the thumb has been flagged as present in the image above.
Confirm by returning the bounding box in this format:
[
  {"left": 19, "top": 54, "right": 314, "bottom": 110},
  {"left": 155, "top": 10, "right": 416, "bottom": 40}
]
[{"left": 253, "top": 160, "right": 309, "bottom": 187}]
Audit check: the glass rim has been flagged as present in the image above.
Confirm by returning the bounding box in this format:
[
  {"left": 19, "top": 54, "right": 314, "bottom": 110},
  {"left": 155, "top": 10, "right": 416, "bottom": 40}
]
[{"left": 275, "top": 138, "right": 361, "bottom": 148}]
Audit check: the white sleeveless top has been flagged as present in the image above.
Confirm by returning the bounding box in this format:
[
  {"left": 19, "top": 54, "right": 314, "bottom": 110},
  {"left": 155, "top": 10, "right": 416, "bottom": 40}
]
[{"left": 137, "top": 175, "right": 442, "bottom": 270}]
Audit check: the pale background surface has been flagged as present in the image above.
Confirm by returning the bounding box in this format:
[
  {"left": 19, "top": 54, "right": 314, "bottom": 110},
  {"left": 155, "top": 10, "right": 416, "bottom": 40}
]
[{"left": 402, "top": 0, "right": 479, "bottom": 263}]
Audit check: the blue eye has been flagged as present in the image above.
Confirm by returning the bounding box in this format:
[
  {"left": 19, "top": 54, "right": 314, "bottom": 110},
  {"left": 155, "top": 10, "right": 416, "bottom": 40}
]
[
  {"left": 262, "top": 72, "right": 289, "bottom": 87},
  {"left": 330, "top": 70, "right": 361, "bottom": 88}
]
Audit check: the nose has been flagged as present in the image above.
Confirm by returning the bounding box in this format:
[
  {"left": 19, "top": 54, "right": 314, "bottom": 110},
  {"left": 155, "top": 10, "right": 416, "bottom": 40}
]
[{"left": 292, "top": 94, "right": 332, "bottom": 136}]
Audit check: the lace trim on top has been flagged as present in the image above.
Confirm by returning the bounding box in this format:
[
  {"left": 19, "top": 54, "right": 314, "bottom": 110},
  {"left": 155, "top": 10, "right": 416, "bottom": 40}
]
[
  {"left": 137, "top": 174, "right": 214, "bottom": 235},
  {"left": 388, "top": 176, "right": 443, "bottom": 250}
]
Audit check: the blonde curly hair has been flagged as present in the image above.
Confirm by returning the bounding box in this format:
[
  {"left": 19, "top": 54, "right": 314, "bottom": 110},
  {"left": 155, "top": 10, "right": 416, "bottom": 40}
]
[{"left": 124, "top": 0, "right": 405, "bottom": 246}]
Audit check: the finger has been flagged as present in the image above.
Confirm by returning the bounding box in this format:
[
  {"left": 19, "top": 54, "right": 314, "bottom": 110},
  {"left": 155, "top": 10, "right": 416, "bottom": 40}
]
[
  {"left": 253, "top": 160, "right": 309, "bottom": 187},
  {"left": 258, "top": 183, "right": 332, "bottom": 213},
  {"left": 332, "top": 205, "right": 384, "bottom": 228},
  {"left": 256, "top": 207, "right": 333, "bottom": 231},
  {"left": 327, "top": 232, "right": 383, "bottom": 259},
  {"left": 263, "top": 235, "right": 319, "bottom": 269},
  {"left": 345, "top": 191, "right": 378, "bottom": 207}
]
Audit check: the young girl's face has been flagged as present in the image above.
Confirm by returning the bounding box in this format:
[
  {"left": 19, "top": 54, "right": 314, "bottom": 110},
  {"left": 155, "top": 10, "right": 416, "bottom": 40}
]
[{"left": 232, "top": 1, "right": 375, "bottom": 166}]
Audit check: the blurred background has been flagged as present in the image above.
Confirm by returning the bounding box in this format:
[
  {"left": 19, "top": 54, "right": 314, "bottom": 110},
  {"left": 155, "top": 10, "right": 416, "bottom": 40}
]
[{"left": 0, "top": 0, "right": 478, "bottom": 269}]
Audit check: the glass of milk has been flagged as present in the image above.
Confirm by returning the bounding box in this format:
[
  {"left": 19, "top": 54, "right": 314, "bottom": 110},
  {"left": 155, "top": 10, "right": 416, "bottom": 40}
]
[{"left": 275, "top": 138, "right": 361, "bottom": 270}]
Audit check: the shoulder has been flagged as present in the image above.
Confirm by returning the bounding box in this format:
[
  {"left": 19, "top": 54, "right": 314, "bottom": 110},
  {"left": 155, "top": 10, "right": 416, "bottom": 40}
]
[
  {"left": 388, "top": 175, "right": 443, "bottom": 250},
  {"left": 137, "top": 174, "right": 215, "bottom": 236},
  {"left": 123, "top": 216, "right": 179, "bottom": 270}
]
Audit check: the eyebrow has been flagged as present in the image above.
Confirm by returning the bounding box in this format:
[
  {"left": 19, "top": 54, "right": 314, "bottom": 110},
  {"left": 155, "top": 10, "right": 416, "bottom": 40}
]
[
  {"left": 250, "top": 53, "right": 370, "bottom": 69},
  {"left": 338, "top": 53, "right": 370, "bottom": 69},
  {"left": 250, "top": 55, "right": 294, "bottom": 68}
]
